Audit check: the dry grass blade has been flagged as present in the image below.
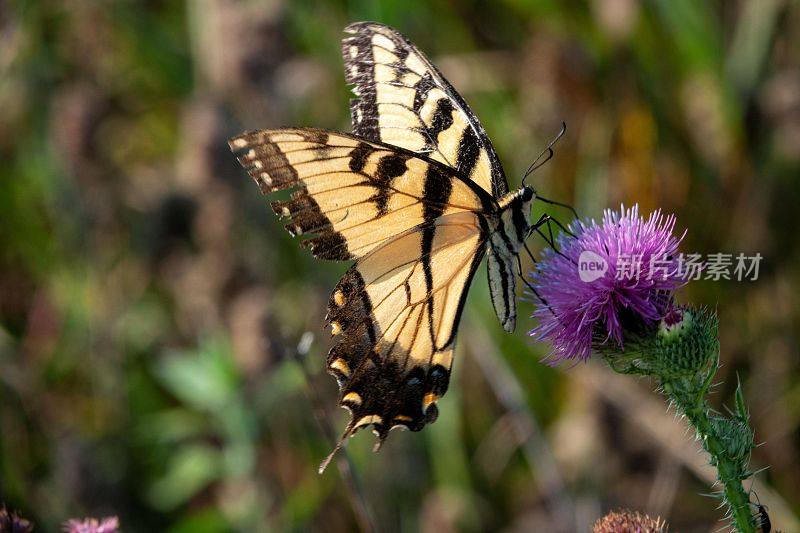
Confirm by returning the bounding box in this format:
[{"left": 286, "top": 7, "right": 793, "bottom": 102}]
[
  {"left": 464, "top": 320, "right": 576, "bottom": 532},
  {"left": 290, "top": 333, "right": 377, "bottom": 533}
]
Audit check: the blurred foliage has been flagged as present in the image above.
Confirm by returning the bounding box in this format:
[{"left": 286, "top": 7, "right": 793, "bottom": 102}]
[{"left": 1, "top": 0, "right": 799, "bottom": 531}]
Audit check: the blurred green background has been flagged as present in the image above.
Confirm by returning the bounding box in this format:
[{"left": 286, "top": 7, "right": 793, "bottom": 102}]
[{"left": 1, "top": 1, "right": 799, "bottom": 531}]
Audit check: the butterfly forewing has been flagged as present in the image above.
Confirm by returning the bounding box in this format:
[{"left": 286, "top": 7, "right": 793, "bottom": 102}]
[
  {"left": 343, "top": 22, "right": 509, "bottom": 199},
  {"left": 230, "top": 128, "right": 490, "bottom": 261}
]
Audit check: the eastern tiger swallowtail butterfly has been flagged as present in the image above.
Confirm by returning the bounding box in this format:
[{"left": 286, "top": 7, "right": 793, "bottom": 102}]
[{"left": 230, "top": 22, "right": 556, "bottom": 473}]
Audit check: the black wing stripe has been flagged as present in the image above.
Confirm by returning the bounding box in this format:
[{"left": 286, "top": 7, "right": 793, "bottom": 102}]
[
  {"left": 342, "top": 22, "right": 509, "bottom": 198},
  {"left": 428, "top": 99, "right": 456, "bottom": 158},
  {"left": 439, "top": 244, "right": 486, "bottom": 349},
  {"left": 456, "top": 127, "right": 481, "bottom": 183},
  {"left": 420, "top": 165, "right": 453, "bottom": 347},
  {"left": 326, "top": 220, "right": 483, "bottom": 363}
]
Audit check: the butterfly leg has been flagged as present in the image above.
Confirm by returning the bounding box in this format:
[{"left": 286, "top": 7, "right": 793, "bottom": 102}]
[
  {"left": 516, "top": 253, "right": 552, "bottom": 307},
  {"left": 528, "top": 213, "right": 577, "bottom": 265},
  {"left": 535, "top": 194, "right": 581, "bottom": 222}
]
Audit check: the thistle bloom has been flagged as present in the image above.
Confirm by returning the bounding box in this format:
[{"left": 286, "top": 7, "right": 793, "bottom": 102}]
[
  {"left": 62, "top": 517, "right": 119, "bottom": 533},
  {"left": 529, "top": 205, "right": 685, "bottom": 362},
  {"left": 593, "top": 509, "right": 667, "bottom": 533}
]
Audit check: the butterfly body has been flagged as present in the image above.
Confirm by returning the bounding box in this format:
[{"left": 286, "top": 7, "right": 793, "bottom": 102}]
[
  {"left": 230, "top": 22, "right": 546, "bottom": 470},
  {"left": 487, "top": 187, "right": 536, "bottom": 333}
]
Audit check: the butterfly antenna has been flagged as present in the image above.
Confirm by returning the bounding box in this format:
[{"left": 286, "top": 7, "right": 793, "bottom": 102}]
[
  {"left": 522, "top": 121, "right": 567, "bottom": 187},
  {"left": 522, "top": 148, "right": 553, "bottom": 187}
]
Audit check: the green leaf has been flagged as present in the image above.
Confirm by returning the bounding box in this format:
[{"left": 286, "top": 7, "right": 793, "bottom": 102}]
[
  {"left": 735, "top": 374, "right": 748, "bottom": 420},
  {"left": 137, "top": 408, "right": 209, "bottom": 444},
  {"left": 167, "top": 507, "right": 229, "bottom": 533},
  {"left": 156, "top": 339, "right": 237, "bottom": 412},
  {"left": 148, "top": 444, "right": 220, "bottom": 510}
]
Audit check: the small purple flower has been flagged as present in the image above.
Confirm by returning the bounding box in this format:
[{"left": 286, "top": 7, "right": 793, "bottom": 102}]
[
  {"left": 0, "top": 505, "right": 33, "bottom": 533},
  {"left": 62, "top": 517, "right": 119, "bottom": 533},
  {"left": 529, "top": 205, "right": 685, "bottom": 362}
]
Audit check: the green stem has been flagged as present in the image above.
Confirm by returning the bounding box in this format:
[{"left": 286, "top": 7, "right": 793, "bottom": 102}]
[
  {"left": 602, "top": 308, "right": 758, "bottom": 531},
  {"left": 662, "top": 375, "right": 755, "bottom": 533}
]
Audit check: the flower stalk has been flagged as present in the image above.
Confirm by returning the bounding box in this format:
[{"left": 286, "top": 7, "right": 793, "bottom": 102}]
[
  {"left": 604, "top": 308, "right": 756, "bottom": 532},
  {"left": 663, "top": 380, "right": 755, "bottom": 532}
]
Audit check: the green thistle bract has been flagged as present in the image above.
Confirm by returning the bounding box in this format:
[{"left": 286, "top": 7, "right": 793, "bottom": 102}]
[
  {"left": 653, "top": 307, "right": 718, "bottom": 379},
  {"left": 600, "top": 306, "right": 718, "bottom": 381}
]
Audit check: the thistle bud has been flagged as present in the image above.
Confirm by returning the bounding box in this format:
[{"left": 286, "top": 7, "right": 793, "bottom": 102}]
[{"left": 651, "top": 306, "right": 718, "bottom": 380}]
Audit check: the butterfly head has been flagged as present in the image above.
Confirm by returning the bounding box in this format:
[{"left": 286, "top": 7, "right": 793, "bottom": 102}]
[
  {"left": 521, "top": 185, "right": 535, "bottom": 204},
  {"left": 518, "top": 181, "right": 536, "bottom": 206},
  {"left": 520, "top": 186, "right": 537, "bottom": 228}
]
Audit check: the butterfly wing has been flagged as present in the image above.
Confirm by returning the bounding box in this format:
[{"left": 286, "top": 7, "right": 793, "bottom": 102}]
[
  {"left": 230, "top": 128, "right": 492, "bottom": 261},
  {"left": 343, "top": 21, "right": 509, "bottom": 199},
  {"left": 324, "top": 211, "right": 485, "bottom": 466},
  {"left": 230, "top": 128, "right": 492, "bottom": 468}
]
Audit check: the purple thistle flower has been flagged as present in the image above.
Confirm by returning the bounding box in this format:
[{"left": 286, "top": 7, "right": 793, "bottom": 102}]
[
  {"left": 529, "top": 205, "right": 685, "bottom": 362},
  {"left": 62, "top": 517, "right": 119, "bottom": 533},
  {"left": 593, "top": 509, "right": 667, "bottom": 533},
  {"left": 0, "top": 505, "right": 33, "bottom": 533}
]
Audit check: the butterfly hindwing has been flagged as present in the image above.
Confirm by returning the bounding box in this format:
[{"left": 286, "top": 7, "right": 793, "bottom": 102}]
[
  {"left": 230, "top": 128, "right": 492, "bottom": 260},
  {"left": 343, "top": 22, "right": 509, "bottom": 199},
  {"left": 325, "top": 212, "right": 486, "bottom": 445}
]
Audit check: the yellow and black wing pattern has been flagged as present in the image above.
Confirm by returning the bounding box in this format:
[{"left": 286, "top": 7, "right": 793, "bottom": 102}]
[
  {"left": 230, "top": 128, "right": 490, "bottom": 259},
  {"left": 343, "top": 22, "right": 509, "bottom": 198},
  {"left": 229, "top": 128, "right": 493, "bottom": 468}
]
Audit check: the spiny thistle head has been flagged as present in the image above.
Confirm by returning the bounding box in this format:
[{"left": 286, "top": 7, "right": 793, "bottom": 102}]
[
  {"left": 529, "top": 205, "right": 685, "bottom": 362},
  {"left": 0, "top": 505, "right": 33, "bottom": 533},
  {"left": 593, "top": 509, "right": 668, "bottom": 533}
]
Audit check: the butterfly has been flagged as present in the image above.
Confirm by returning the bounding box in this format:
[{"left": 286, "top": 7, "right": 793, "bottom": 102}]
[{"left": 230, "top": 22, "right": 560, "bottom": 472}]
